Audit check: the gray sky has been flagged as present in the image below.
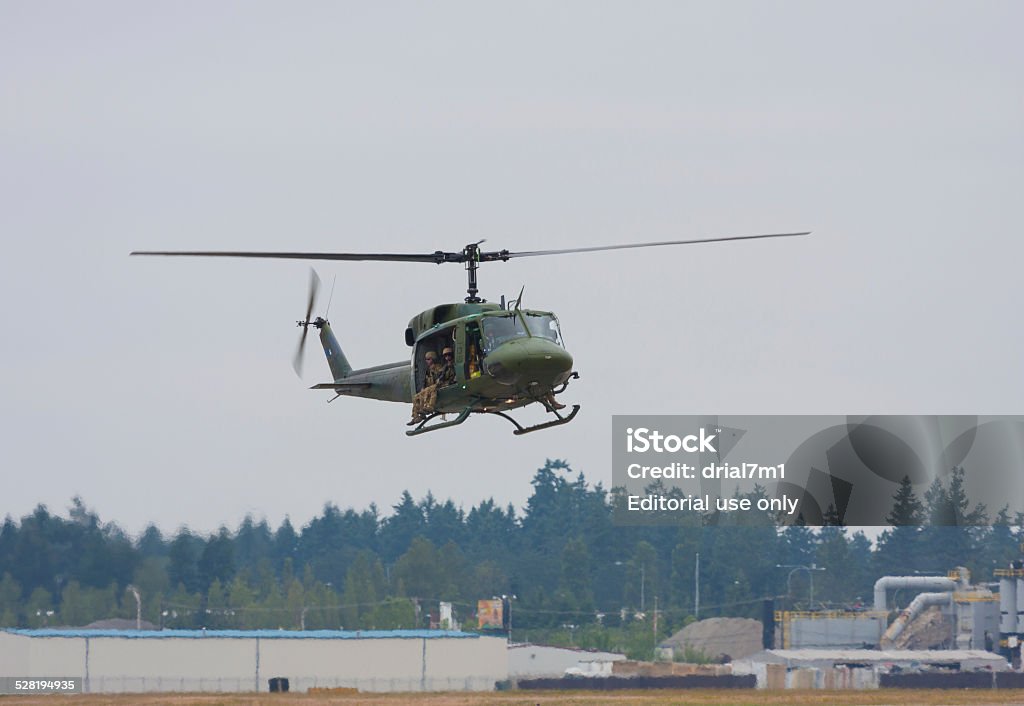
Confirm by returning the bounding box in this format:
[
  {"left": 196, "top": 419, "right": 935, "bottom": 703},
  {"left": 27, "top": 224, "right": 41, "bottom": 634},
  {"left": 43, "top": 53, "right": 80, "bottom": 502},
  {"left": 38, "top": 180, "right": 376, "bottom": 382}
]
[{"left": 2, "top": 1, "right": 1021, "bottom": 536}]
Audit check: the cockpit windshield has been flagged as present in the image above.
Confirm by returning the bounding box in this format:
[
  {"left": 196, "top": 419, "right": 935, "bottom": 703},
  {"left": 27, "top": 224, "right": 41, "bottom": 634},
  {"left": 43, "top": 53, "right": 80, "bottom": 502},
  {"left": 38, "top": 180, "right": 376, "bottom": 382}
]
[
  {"left": 481, "top": 313, "right": 562, "bottom": 352},
  {"left": 524, "top": 312, "right": 562, "bottom": 344}
]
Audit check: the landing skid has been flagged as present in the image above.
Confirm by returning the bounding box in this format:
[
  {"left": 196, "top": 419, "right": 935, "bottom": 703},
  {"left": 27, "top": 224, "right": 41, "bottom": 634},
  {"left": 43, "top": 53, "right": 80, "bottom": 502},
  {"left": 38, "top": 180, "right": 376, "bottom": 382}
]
[
  {"left": 405, "top": 404, "right": 581, "bottom": 436},
  {"left": 490, "top": 404, "right": 580, "bottom": 435},
  {"left": 405, "top": 407, "right": 473, "bottom": 436}
]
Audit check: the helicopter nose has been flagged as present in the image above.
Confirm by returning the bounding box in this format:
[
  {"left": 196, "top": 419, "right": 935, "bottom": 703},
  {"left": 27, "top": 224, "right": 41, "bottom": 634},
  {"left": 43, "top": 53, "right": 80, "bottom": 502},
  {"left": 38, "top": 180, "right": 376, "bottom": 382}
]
[{"left": 483, "top": 338, "right": 573, "bottom": 386}]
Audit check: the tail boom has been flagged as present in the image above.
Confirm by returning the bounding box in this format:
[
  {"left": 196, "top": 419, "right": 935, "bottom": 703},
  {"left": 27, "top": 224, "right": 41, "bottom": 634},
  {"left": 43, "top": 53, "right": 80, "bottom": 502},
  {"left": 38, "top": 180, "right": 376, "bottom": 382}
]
[{"left": 314, "top": 320, "right": 411, "bottom": 402}]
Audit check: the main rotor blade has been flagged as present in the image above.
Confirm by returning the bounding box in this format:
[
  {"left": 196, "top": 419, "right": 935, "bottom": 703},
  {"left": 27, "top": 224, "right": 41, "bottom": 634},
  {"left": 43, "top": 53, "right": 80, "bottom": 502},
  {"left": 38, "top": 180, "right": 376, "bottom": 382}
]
[
  {"left": 485, "top": 231, "right": 811, "bottom": 260},
  {"left": 132, "top": 231, "right": 809, "bottom": 266},
  {"left": 131, "top": 250, "right": 453, "bottom": 263}
]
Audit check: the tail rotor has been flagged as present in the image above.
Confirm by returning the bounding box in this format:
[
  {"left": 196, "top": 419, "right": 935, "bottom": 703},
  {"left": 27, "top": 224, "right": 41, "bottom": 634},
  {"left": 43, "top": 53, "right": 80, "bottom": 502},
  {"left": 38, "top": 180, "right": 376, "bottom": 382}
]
[{"left": 292, "top": 268, "right": 321, "bottom": 376}]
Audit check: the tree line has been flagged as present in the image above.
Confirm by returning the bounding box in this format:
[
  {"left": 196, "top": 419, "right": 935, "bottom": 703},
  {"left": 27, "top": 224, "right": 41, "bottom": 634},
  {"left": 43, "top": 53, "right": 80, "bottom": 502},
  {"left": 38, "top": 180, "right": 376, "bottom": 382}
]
[{"left": 1, "top": 461, "right": 1020, "bottom": 652}]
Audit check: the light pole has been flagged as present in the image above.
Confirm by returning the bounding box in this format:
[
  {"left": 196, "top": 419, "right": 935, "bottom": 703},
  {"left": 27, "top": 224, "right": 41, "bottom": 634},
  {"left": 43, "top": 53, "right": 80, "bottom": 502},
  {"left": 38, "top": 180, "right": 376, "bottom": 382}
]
[
  {"left": 501, "top": 594, "right": 516, "bottom": 643},
  {"left": 640, "top": 565, "right": 646, "bottom": 613},
  {"left": 125, "top": 585, "right": 141, "bottom": 630},
  {"left": 776, "top": 564, "right": 826, "bottom": 610}
]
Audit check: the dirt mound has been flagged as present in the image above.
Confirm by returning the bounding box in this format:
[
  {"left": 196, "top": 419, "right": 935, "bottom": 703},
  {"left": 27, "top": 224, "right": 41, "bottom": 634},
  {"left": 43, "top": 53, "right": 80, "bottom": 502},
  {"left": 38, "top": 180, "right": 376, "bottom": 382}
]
[{"left": 660, "top": 617, "right": 763, "bottom": 661}]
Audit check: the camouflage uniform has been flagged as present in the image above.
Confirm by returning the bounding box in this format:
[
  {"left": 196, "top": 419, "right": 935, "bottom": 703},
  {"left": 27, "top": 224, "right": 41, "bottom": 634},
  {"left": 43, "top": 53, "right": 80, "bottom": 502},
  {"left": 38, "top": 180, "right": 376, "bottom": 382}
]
[
  {"left": 409, "top": 354, "right": 441, "bottom": 424},
  {"left": 424, "top": 361, "right": 447, "bottom": 387},
  {"left": 408, "top": 348, "right": 457, "bottom": 425},
  {"left": 437, "top": 347, "right": 457, "bottom": 386},
  {"left": 436, "top": 361, "right": 456, "bottom": 387},
  {"left": 411, "top": 384, "right": 438, "bottom": 420}
]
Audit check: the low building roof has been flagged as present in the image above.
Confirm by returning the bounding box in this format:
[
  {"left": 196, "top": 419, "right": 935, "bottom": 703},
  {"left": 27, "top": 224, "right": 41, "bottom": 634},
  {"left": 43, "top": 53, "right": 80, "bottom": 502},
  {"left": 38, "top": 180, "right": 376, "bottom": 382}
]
[
  {"left": 5, "top": 628, "right": 481, "bottom": 640},
  {"left": 742, "top": 648, "right": 1007, "bottom": 667}
]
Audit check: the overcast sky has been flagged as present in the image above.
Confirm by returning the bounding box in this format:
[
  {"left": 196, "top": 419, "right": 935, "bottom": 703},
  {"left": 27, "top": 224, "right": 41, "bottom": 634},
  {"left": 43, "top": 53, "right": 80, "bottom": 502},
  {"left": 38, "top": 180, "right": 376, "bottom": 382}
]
[{"left": 2, "top": 1, "right": 1021, "bottom": 536}]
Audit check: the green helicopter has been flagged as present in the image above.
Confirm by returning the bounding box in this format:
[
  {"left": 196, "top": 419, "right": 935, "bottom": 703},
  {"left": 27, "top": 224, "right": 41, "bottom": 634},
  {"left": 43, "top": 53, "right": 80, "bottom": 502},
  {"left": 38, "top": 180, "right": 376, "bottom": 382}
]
[{"left": 131, "top": 233, "right": 807, "bottom": 436}]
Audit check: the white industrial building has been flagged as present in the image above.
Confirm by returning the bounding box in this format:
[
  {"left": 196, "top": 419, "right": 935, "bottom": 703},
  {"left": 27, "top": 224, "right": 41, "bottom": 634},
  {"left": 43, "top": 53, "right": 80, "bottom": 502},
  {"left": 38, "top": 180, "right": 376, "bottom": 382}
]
[
  {"left": 508, "top": 643, "right": 626, "bottom": 678},
  {"left": 0, "top": 628, "right": 507, "bottom": 693}
]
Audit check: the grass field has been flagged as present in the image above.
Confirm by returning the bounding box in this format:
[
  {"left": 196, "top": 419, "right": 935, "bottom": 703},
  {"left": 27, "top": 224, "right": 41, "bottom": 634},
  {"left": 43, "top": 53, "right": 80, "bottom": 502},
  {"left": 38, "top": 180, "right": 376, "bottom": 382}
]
[{"left": 4, "top": 691, "right": 1024, "bottom": 706}]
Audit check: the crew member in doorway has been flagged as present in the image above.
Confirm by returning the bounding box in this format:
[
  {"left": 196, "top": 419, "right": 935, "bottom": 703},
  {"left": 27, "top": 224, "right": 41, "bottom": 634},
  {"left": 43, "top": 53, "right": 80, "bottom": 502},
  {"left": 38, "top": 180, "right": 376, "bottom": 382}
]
[
  {"left": 438, "top": 347, "right": 457, "bottom": 386},
  {"left": 410, "top": 351, "right": 442, "bottom": 425}
]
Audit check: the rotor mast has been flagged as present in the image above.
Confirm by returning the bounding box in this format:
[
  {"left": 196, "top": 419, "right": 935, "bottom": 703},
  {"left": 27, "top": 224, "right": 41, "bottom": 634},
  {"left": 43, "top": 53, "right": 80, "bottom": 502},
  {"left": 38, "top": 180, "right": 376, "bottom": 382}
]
[{"left": 464, "top": 241, "right": 483, "bottom": 303}]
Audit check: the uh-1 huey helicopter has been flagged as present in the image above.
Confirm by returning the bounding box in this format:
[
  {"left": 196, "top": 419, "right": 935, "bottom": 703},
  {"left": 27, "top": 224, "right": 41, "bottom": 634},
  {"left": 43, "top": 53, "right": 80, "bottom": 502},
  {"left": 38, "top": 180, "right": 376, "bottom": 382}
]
[{"left": 131, "top": 232, "right": 808, "bottom": 436}]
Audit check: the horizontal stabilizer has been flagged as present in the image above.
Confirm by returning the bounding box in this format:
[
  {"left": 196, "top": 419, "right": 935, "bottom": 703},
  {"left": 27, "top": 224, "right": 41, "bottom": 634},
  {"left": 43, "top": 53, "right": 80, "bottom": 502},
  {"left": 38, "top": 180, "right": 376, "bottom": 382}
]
[{"left": 310, "top": 382, "right": 372, "bottom": 390}]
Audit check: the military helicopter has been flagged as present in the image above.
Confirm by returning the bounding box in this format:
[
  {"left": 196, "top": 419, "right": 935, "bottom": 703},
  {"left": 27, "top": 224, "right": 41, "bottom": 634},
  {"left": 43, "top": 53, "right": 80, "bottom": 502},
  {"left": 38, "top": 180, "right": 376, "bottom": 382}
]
[{"left": 131, "top": 233, "right": 808, "bottom": 435}]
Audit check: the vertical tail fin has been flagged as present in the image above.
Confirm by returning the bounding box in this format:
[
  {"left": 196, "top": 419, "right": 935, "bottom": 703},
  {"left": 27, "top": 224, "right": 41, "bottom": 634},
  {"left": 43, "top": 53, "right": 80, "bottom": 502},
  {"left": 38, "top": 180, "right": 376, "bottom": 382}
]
[{"left": 317, "top": 319, "right": 352, "bottom": 380}]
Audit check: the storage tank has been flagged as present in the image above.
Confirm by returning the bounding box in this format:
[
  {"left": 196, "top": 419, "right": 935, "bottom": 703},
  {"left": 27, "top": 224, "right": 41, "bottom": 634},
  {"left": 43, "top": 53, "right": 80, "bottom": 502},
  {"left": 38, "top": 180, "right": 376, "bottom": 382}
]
[
  {"left": 1000, "top": 576, "right": 1016, "bottom": 634},
  {"left": 1017, "top": 577, "right": 1024, "bottom": 634}
]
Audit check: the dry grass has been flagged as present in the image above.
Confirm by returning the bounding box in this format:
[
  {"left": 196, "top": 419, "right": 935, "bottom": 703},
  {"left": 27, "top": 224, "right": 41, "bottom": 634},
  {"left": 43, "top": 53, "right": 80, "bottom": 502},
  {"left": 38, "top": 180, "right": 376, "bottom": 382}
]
[{"left": 4, "top": 691, "right": 1024, "bottom": 706}]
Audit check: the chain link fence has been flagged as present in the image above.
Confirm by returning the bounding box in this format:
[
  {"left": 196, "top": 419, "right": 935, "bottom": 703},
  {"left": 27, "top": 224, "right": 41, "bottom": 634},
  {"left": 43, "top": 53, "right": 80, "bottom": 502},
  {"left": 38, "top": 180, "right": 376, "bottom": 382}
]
[{"left": 83, "top": 674, "right": 497, "bottom": 693}]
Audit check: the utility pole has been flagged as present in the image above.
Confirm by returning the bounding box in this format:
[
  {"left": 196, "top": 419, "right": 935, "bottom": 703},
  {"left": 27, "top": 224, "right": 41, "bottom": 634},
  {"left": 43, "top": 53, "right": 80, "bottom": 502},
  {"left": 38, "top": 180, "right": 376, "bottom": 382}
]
[
  {"left": 694, "top": 552, "right": 700, "bottom": 619},
  {"left": 641, "top": 565, "right": 646, "bottom": 612},
  {"left": 653, "top": 596, "right": 658, "bottom": 646}
]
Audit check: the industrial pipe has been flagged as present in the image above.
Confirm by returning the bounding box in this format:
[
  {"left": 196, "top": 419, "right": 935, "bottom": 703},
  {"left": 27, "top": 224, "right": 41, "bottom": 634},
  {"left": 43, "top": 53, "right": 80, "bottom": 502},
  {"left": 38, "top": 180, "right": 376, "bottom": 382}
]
[
  {"left": 880, "top": 591, "right": 953, "bottom": 645},
  {"left": 873, "top": 576, "right": 957, "bottom": 612}
]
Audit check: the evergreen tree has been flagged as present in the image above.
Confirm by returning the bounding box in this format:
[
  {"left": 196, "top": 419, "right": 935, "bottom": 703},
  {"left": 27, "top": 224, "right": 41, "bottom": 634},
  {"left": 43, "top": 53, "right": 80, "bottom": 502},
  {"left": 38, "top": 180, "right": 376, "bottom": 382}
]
[
  {"left": 0, "top": 573, "right": 22, "bottom": 627},
  {"left": 815, "top": 527, "right": 851, "bottom": 606},
  {"left": 233, "top": 516, "right": 274, "bottom": 574},
  {"left": 925, "top": 476, "right": 955, "bottom": 526},
  {"left": 272, "top": 518, "right": 299, "bottom": 573},
  {"left": 846, "top": 532, "right": 875, "bottom": 606},
  {"left": 198, "top": 527, "right": 235, "bottom": 591},
  {"left": 0, "top": 517, "right": 16, "bottom": 579},
  {"left": 780, "top": 523, "right": 816, "bottom": 568},
  {"left": 393, "top": 537, "right": 452, "bottom": 599},
  {"left": 204, "top": 579, "right": 229, "bottom": 629},
  {"left": 946, "top": 466, "right": 988, "bottom": 525},
  {"left": 822, "top": 504, "right": 844, "bottom": 527},
  {"left": 131, "top": 556, "right": 170, "bottom": 624},
  {"left": 876, "top": 476, "right": 925, "bottom": 577},
  {"left": 981, "top": 507, "right": 1022, "bottom": 578},
  {"left": 369, "top": 597, "right": 417, "bottom": 629},
  {"left": 0, "top": 462, "right": 1016, "bottom": 636},
  {"left": 137, "top": 524, "right": 166, "bottom": 558},
  {"left": 227, "top": 575, "right": 256, "bottom": 629},
  {"left": 886, "top": 476, "right": 924, "bottom": 525},
  {"left": 284, "top": 576, "right": 305, "bottom": 629},
  {"left": 340, "top": 551, "right": 384, "bottom": 629},
  {"left": 920, "top": 468, "right": 988, "bottom": 572},
  {"left": 58, "top": 581, "right": 87, "bottom": 626},
  {"left": 465, "top": 560, "right": 509, "bottom": 605},
  {"left": 25, "top": 587, "right": 53, "bottom": 628},
  {"left": 167, "top": 530, "right": 201, "bottom": 593},
  {"left": 299, "top": 504, "right": 351, "bottom": 588},
  {"left": 464, "top": 499, "right": 516, "bottom": 560},
  {"left": 380, "top": 491, "right": 425, "bottom": 563},
  {"left": 554, "top": 537, "right": 595, "bottom": 622}
]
